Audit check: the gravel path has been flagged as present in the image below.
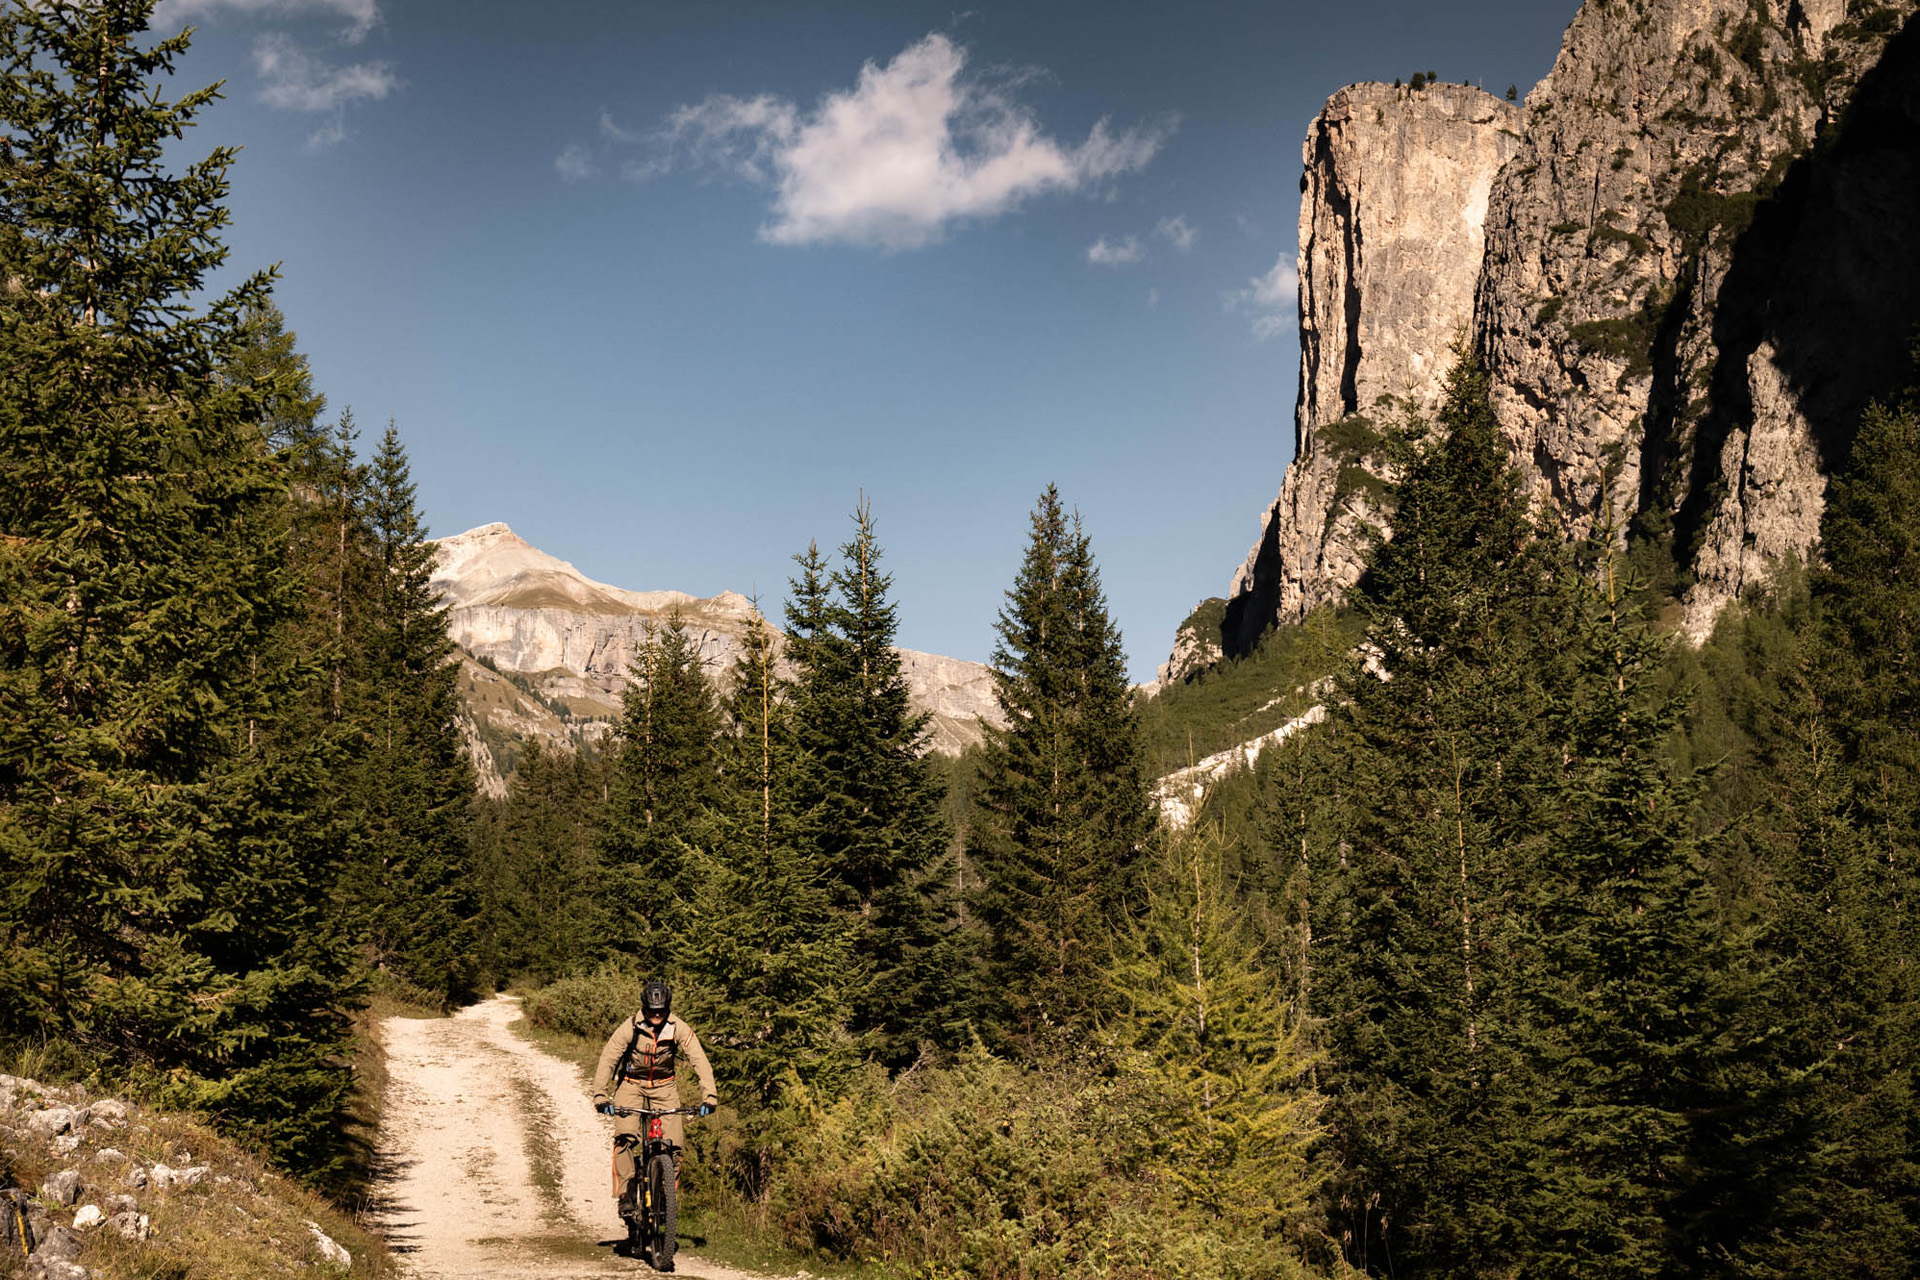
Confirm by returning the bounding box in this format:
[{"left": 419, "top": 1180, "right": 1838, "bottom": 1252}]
[{"left": 373, "top": 996, "right": 778, "bottom": 1280}]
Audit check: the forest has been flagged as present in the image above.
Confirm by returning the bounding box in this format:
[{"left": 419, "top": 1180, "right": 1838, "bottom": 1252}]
[{"left": 1, "top": 4, "right": 1916, "bottom": 1279}]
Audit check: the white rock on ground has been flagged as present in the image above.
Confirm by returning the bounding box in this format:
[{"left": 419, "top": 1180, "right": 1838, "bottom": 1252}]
[{"left": 307, "top": 1221, "right": 352, "bottom": 1271}]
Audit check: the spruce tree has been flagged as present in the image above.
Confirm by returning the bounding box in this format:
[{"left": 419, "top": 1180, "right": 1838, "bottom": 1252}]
[
  {"left": 1728, "top": 385, "right": 1920, "bottom": 1275},
  {"left": 483, "top": 742, "right": 609, "bottom": 984},
  {"left": 1303, "top": 357, "right": 1569, "bottom": 1276},
  {"left": 0, "top": 0, "right": 358, "bottom": 1171},
  {"left": 968, "top": 485, "right": 1155, "bottom": 1047},
  {"left": 349, "top": 424, "right": 480, "bottom": 1002},
  {"left": 600, "top": 611, "right": 722, "bottom": 971},
  {"left": 809, "top": 503, "right": 952, "bottom": 1064},
  {"left": 685, "top": 608, "right": 854, "bottom": 1109},
  {"left": 1525, "top": 546, "right": 1740, "bottom": 1279}
]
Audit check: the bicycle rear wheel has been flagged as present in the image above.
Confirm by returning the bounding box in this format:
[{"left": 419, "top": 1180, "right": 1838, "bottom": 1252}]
[{"left": 647, "top": 1152, "right": 677, "bottom": 1271}]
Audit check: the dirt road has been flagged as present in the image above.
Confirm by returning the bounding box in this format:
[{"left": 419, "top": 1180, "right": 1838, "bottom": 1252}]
[{"left": 373, "top": 996, "right": 776, "bottom": 1280}]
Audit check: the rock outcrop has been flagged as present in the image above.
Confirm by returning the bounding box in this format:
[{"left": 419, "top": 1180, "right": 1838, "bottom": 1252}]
[
  {"left": 1225, "top": 82, "right": 1522, "bottom": 653},
  {"left": 434, "top": 524, "right": 1003, "bottom": 793},
  {"left": 1204, "top": 0, "right": 1920, "bottom": 665}
]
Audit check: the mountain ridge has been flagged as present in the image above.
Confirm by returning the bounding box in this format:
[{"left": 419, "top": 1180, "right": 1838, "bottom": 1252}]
[{"left": 432, "top": 523, "right": 1004, "bottom": 795}]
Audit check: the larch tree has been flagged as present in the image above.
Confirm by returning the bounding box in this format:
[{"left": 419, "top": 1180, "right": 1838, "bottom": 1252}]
[{"left": 686, "top": 606, "right": 855, "bottom": 1113}]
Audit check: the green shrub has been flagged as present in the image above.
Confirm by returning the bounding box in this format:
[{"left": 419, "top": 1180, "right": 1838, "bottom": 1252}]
[
  {"left": 752, "top": 1052, "right": 1322, "bottom": 1280},
  {"left": 526, "top": 969, "right": 650, "bottom": 1039}
]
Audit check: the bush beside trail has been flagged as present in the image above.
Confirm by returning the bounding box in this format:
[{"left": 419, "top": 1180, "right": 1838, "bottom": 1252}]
[
  {"left": 671, "top": 1050, "right": 1328, "bottom": 1280},
  {"left": 524, "top": 970, "right": 652, "bottom": 1041}
]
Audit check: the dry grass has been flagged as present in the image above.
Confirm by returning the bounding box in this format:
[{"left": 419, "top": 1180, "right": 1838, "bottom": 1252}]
[{"left": 2, "top": 1081, "right": 400, "bottom": 1279}]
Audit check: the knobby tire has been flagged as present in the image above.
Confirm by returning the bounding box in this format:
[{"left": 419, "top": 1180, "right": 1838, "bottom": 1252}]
[{"left": 648, "top": 1152, "right": 677, "bottom": 1271}]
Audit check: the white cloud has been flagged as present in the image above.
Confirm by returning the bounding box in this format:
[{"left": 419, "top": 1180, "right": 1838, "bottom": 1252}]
[
  {"left": 305, "top": 116, "right": 347, "bottom": 148},
  {"left": 252, "top": 33, "right": 397, "bottom": 113},
  {"left": 614, "top": 33, "right": 1174, "bottom": 249},
  {"left": 1148, "top": 286, "right": 1161, "bottom": 310},
  {"left": 1087, "top": 235, "right": 1143, "bottom": 267},
  {"left": 555, "top": 143, "right": 597, "bottom": 182},
  {"left": 159, "top": 0, "right": 379, "bottom": 42},
  {"left": 1227, "top": 253, "right": 1298, "bottom": 340},
  {"left": 1156, "top": 214, "right": 1197, "bottom": 253}
]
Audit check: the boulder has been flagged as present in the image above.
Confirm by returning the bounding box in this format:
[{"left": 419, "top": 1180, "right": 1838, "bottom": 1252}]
[
  {"left": 105, "top": 1211, "right": 149, "bottom": 1242},
  {"left": 40, "top": 1171, "right": 81, "bottom": 1208},
  {"left": 26, "top": 1260, "right": 90, "bottom": 1280},
  {"left": 306, "top": 1221, "right": 351, "bottom": 1272},
  {"left": 30, "top": 1223, "right": 79, "bottom": 1260},
  {"left": 69, "top": 1206, "right": 102, "bottom": 1231},
  {"left": 24, "top": 1107, "right": 77, "bottom": 1138},
  {"left": 149, "top": 1163, "right": 209, "bottom": 1190}
]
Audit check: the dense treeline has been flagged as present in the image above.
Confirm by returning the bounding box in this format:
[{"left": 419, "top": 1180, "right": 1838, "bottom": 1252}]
[
  {"left": 0, "top": 1, "right": 475, "bottom": 1183},
  {"left": 1237, "top": 357, "right": 1920, "bottom": 1278}
]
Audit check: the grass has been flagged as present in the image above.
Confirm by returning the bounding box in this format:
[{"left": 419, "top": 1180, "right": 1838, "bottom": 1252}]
[
  {"left": 1139, "top": 604, "right": 1364, "bottom": 776},
  {"left": 1, "top": 1079, "right": 400, "bottom": 1279}
]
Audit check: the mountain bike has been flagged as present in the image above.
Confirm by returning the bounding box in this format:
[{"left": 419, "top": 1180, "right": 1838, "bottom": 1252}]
[{"left": 607, "top": 1104, "right": 703, "bottom": 1272}]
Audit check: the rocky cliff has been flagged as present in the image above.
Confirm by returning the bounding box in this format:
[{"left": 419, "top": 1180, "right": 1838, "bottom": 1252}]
[
  {"left": 434, "top": 523, "right": 1003, "bottom": 794},
  {"left": 1204, "top": 0, "right": 1920, "bottom": 667}
]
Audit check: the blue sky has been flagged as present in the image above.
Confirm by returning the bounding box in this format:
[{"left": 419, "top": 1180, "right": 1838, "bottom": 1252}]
[{"left": 161, "top": 0, "right": 1579, "bottom": 680}]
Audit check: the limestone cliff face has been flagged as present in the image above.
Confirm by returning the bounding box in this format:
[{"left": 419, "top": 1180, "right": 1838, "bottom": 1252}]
[
  {"left": 1478, "top": 0, "right": 1920, "bottom": 638},
  {"left": 1226, "top": 83, "right": 1522, "bottom": 652},
  {"left": 1208, "top": 0, "right": 1920, "bottom": 664},
  {"left": 434, "top": 523, "right": 1004, "bottom": 788}
]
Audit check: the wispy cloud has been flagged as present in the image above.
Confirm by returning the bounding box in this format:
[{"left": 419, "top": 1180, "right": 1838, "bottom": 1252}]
[
  {"left": 1156, "top": 214, "right": 1198, "bottom": 253},
  {"left": 1087, "top": 235, "right": 1144, "bottom": 267},
  {"left": 1148, "top": 286, "right": 1161, "bottom": 310},
  {"left": 1227, "top": 253, "right": 1298, "bottom": 339},
  {"left": 591, "top": 33, "right": 1174, "bottom": 250},
  {"left": 251, "top": 33, "right": 397, "bottom": 146},
  {"left": 158, "top": 0, "right": 380, "bottom": 42},
  {"left": 555, "top": 143, "right": 597, "bottom": 182}
]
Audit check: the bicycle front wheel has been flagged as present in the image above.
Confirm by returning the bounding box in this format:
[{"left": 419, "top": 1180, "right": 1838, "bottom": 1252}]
[{"left": 647, "top": 1152, "right": 677, "bottom": 1271}]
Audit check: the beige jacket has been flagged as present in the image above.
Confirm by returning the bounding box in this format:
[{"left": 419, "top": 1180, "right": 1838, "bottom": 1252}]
[{"left": 590, "top": 1012, "right": 718, "bottom": 1108}]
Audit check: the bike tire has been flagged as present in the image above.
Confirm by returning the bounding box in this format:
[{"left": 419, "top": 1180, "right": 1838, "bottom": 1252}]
[{"left": 647, "top": 1152, "right": 677, "bottom": 1271}]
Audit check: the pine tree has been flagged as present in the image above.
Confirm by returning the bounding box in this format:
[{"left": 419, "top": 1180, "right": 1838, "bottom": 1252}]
[
  {"left": 812, "top": 503, "right": 952, "bottom": 1064},
  {"left": 348, "top": 424, "right": 480, "bottom": 1002},
  {"left": 685, "top": 607, "right": 854, "bottom": 1110},
  {"left": 600, "top": 610, "right": 722, "bottom": 971},
  {"left": 968, "top": 486, "right": 1155, "bottom": 1047},
  {"left": 1303, "top": 357, "right": 1570, "bottom": 1276},
  {"left": 481, "top": 742, "right": 609, "bottom": 983},
  {"left": 1524, "top": 544, "right": 1740, "bottom": 1279},
  {"left": 0, "top": 0, "right": 358, "bottom": 1172}
]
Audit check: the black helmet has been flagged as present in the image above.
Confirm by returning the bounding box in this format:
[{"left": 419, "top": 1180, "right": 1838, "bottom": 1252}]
[{"left": 641, "top": 978, "right": 671, "bottom": 1020}]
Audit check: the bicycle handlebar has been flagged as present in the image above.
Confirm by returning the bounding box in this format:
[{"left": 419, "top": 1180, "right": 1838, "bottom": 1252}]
[{"left": 604, "top": 1104, "right": 707, "bottom": 1118}]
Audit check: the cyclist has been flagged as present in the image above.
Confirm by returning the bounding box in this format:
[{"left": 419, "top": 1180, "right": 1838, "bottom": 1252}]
[{"left": 590, "top": 978, "right": 719, "bottom": 1216}]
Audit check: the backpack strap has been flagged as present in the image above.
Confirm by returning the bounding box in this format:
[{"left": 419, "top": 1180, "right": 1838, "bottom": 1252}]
[{"left": 611, "top": 1014, "right": 644, "bottom": 1086}]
